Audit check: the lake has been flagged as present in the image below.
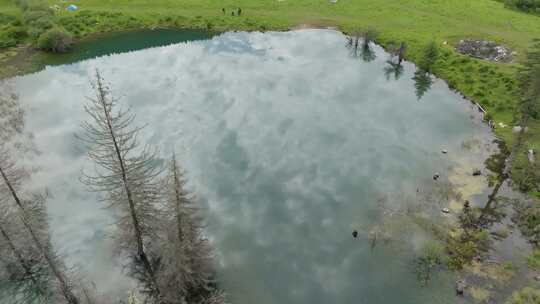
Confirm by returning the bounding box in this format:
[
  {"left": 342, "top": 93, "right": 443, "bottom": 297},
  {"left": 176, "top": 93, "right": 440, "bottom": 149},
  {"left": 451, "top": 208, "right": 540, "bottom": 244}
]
[{"left": 7, "top": 29, "right": 502, "bottom": 303}]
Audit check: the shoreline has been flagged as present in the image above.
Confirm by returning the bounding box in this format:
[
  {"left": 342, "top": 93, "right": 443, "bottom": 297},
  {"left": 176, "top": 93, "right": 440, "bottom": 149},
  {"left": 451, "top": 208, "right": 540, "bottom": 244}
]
[{"left": 0, "top": 25, "right": 517, "bottom": 187}]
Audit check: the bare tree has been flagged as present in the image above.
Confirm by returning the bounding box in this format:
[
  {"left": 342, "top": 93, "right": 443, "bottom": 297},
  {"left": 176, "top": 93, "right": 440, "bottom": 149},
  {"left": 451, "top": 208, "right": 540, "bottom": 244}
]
[
  {"left": 0, "top": 150, "right": 80, "bottom": 304},
  {"left": 388, "top": 42, "right": 407, "bottom": 65},
  {"left": 78, "top": 71, "right": 163, "bottom": 302},
  {"left": 0, "top": 81, "right": 24, "bottom": 143},
  {"left": 0, "top": 206, "right": 50, "bottom": 304},
  {"left": 197, "top": 290, "right": 228, "bottom": 304},
  {"left": 157, "top": 156, "right": 217, "bottom": 303}
]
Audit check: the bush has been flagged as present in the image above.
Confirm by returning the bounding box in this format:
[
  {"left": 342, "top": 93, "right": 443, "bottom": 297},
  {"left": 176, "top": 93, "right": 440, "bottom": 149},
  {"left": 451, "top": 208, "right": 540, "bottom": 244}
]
[
  {"left": 0, "top": 24, "right": 27, "bottom": 48},
  {"left": 22, "top": 8, "right": 52, "bottom": 25},
  {"left": 505, "top": 287, "right": 540, "bottom": 304},
  {"left": 527, "top": 250, "right": 540, "bottom": 269},
  {"left": 447, "top": 239, "right": 478, "bottom": 270},
  {"left": 419, "top": 41, "right": 439, "bottom": 72},
  {"left": 504, "top": 0, "right": 540, "bottom": 14},
  {"left": 512, "top": 200, "right": 540, "bottom": 245},
  {"left": 37, "top": 27, "right": 73, "bottom": 53},
  {"left": 415, "top": 241, "right": 445, "bottom": 285}
]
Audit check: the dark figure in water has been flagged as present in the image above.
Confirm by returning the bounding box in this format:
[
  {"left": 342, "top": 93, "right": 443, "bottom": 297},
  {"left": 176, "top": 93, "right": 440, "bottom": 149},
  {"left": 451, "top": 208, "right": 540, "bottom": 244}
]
[
  {"left": 222, "top": 8, "right": 225, "bottom": 14},
  {"left": 238, "top": 8, "right": 242, "bottom": 16},
  {"left": 352, "top": 230, "right": 358, "bottom": 238},
  {"left": 231, "top": 11, "right": 235, "bottom": 16},
  {"left": 433, "top": 172, "right": 440, "bottom": 180}
]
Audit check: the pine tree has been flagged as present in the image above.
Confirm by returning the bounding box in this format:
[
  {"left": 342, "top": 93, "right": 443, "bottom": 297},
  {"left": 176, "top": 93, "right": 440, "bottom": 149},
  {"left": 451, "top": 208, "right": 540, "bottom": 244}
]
[
  {"left": 157, "top": 156, "right": 217, "bottom": 303},
  {"left": 0, "top": 151, "right": 80, "bottom": 304},
  {"left": 79, "top": 71, "right": 163, "bottom": 302}
]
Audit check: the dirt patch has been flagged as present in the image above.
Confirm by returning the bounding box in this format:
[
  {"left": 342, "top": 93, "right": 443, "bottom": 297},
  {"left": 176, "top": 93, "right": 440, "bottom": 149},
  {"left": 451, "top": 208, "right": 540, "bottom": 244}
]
[
  {"left": 0, "top": 44, "right": 39, "bottom": 79},
  {"left": 456, "top": 39, "right": 514, "bottom": 62}
]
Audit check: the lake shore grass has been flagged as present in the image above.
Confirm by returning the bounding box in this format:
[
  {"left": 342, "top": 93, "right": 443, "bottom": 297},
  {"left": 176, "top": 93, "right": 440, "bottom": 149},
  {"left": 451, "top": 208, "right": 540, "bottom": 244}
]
[{"left": 0, "top": 0, "right": 539, "bottom": 195}]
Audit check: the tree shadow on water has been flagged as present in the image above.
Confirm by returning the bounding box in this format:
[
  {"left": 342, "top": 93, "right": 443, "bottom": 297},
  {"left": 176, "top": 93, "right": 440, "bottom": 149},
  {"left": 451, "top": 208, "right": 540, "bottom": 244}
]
[
  {"left": 413, "top": 70, "right": 433, "bottom": 100},
  {"left": 346, "top": 29, "right": 378, "bottom": 62},
  {"left": 384, "top": 60, "right": 404, "bottom": 80}
]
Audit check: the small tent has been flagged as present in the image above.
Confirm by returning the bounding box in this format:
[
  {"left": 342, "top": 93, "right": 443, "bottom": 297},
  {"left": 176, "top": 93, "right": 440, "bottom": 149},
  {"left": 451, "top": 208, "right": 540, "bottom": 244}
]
[{"left": 66, "top": 4, "right": 78, "bottom": 11}]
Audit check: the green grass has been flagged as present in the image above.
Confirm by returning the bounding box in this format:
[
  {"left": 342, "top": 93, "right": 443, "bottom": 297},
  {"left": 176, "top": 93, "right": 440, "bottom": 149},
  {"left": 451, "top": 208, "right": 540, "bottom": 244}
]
[
  {"left": 527, "top": 249, "right": 540, "bottom": 269},
  {"left": 0, "top": 0, "right": 18, "bottom": 13},
  {"left": 42, "top": 0, "right": 540, "bottom": 52},
  {"left": 0, "top": 0, "right": 539, "bottom": 191}
]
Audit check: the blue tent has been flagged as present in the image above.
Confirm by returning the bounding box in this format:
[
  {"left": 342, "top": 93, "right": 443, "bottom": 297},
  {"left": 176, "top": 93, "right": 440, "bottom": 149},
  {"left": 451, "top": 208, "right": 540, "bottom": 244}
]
[{"left": 66, "top": 4, "right": 78, "bottom": 11}]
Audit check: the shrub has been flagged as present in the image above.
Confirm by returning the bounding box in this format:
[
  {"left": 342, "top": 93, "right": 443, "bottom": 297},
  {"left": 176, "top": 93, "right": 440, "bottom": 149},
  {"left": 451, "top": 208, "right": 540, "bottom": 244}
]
[
  {"left": 0, "top": 24, "right": 27, "bottom": 48},
  {"left": 527, "top": 250, "right": 540, "bottom": 269},
  {"left": 419, "top": 41, "right": 439, "bottom": 72},
  {"left": 415, "top": 241, "right": 445, "bottom": 285},
  {"left": 37, "top": 27, "right": 73, "bottom": 53},
  {"left": 504, "top": 0, "right": 540, "bottom": 15},
  {"left": 513, "top": 200, "right": 540, "bottom": 245},
  {"left": 22, "top": 8, "right": 52, "bottom": 25},
  {"left": 447, "top": 239, "right": 477, "bottom": 270},
  {"left": 505, "top": 287, "right": 540, "bottom": 304}
]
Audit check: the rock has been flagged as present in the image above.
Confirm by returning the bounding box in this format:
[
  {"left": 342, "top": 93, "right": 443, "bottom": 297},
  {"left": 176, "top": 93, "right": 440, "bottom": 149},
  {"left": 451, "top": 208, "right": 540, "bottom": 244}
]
[
  {"left": 456, "top": 280, "right": 466, "bottom": 296},
  {"left": 433, "top": 173, "right": 440, "bottom": 180},
  {"left": 535, "top": 275, "right": 540, "bottom": 281},
  {"left": 456, "top": 39, "right": 512, "bottom": 62},
  {"left": 442, "top": 208, "right": 450, "bottom": 214},
  {"left": 473, "top": 169, "right": 482, "bottom": 176},
  {"left": 529, "top": 149, "right": 535, "bottom": 164},
  {"left": 513, "top": 126, "right": 529, "bottom": 133},
  {"left": 442, "top": 149, "right": 448, "bottom": 154}
]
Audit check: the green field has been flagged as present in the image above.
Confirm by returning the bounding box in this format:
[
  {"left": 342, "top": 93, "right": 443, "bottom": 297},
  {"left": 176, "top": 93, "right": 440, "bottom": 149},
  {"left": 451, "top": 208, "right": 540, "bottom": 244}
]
[
  {"left": 0, "top": 0, "right": 17, "bottom": 12},
  {"left": 0, "top": 0, "right": 539, "bottom": 193},
  {"left": 47, "top": 0, "right": 540, "bottom": 51}
]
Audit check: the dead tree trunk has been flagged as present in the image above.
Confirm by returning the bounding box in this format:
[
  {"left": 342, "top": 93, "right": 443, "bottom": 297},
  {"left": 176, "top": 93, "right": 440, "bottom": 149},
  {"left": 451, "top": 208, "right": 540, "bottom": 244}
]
[
  {"left": 0, "top": 165, "right": 79, "bottom": 304},
  {"left": 79, "top": 71, "right": 163, "bottom": 302}
]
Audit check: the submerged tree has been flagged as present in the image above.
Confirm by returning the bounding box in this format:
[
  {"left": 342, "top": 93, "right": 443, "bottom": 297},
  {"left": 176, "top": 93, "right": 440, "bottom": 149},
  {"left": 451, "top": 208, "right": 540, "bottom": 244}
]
[
  {"left": 157, "top": 155, "right": 223, "bottom": 304},
  {"left": 0, "top": 82, "right": 24, "bottom": 143},
  {"left": 0, "top": 150, "right": 80, "bottom": 304},
  {"left": 414, "top": 241, "right": 444, "bottom": 286},
  {"left": 78, "top": 71, "right": 164, "bottom": 302},
  {"left": 0, "top": 202, "right": 50, "bottom": 304},
  {"left": 0, "top": 82, "right": 82, "bottom": 304}
]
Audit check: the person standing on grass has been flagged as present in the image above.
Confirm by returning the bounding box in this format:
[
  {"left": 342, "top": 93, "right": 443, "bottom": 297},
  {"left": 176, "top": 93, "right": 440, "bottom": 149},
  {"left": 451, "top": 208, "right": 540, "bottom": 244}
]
[
  {"left": 238, "top": 8, "right": 242, "bottom": 16},
  {"left": 222, "top": 8, "right": 225, "bottom": 14}
]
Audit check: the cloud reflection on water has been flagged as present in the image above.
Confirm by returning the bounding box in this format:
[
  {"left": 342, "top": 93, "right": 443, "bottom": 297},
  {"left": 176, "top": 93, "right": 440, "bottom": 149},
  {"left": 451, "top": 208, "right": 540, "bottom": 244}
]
[{"left": 13, "top": 29, "right": 489, "bottom": 303}]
